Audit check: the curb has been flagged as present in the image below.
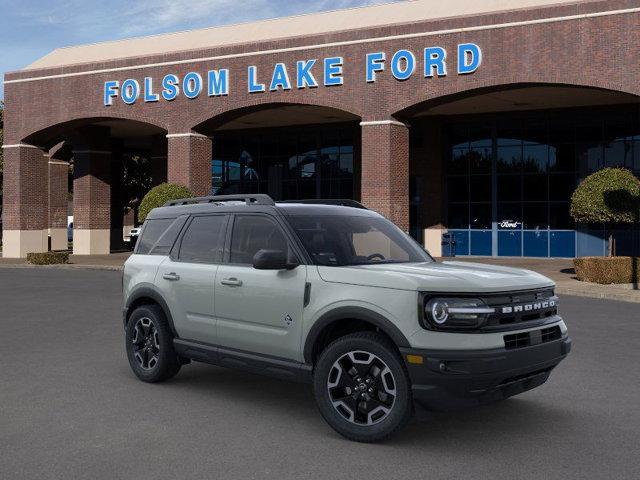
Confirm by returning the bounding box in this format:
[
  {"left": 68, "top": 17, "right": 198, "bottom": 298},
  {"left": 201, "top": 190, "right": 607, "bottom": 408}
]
[{"left": 555, "top": 285, "right": 640, "bottom": 304}]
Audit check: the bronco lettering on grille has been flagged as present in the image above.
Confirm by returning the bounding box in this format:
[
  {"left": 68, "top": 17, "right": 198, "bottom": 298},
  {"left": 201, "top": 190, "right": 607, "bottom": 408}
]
[{"left": 501, "top": 299, "right": 555, "bottom": 314}]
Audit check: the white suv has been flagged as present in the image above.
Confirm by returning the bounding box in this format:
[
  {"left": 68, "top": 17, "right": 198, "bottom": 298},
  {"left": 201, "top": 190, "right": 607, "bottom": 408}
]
[{"left": 122, "top": 194, "right": 571, "bottom": 442}]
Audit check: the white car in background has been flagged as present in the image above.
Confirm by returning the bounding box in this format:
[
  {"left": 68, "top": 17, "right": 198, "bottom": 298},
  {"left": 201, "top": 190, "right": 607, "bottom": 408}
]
[
  {"left": 67, "top": 216, "right": 73, "bottom": 242},
  {"left": 127, "top": 227, "right": 141, "bottom": 250}
]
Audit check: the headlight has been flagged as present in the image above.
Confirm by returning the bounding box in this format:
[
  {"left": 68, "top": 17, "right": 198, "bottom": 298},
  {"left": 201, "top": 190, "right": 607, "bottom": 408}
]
[{"left": 424, "top": 297, "right": 495, "bottom": 329}]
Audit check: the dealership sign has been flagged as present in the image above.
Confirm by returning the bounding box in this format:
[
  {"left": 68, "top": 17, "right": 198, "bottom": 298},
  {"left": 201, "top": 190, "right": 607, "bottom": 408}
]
[{"left": 103, "top": 43, "right": 482, "bottom": 106}]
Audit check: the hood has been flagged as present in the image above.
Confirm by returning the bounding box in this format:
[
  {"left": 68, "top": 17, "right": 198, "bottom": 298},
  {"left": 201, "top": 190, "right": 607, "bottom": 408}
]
[{"left": 317, "top": 261, "right": 554, "bottom": 293}]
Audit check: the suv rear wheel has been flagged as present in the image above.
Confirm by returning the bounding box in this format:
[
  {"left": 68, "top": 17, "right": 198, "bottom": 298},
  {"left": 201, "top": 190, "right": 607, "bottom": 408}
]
[
  {"left": 125, "top": 304, "right": 181, "bottom": 383},
  {"left": 313, "top": 332, "right": 413, "bottom": 442}
]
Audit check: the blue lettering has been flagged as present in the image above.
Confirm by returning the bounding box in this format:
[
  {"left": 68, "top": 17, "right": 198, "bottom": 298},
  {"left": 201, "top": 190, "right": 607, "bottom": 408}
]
[
  {"left": 324, "top": 57, "right": 343, "bottom": 86},
  {"left": 143, "top": 77, "right": 159, "bottom": 102},
  {"left": 208, "top": 69, "right": 229, "bottom": 96},
  {"left": 390, "top": 50, "right": 415, "bottom": 81},
  {"left": 121, "top": 79, "right": 140, "bottom": 104},
  {"left": 103, "top": 80, "right": 119, "bottom": 106},
  {"left": 457, "top": 43, "right": 482, "bottom": 74},
  {"left": 183, "top": 72, "right": 203, "bottom": 99},
  {"left": 424, "top": 47, "right": 447, "bottom": 77},
  {"left": 161, "top": 74, "right": 179, "bottom": 101},
  {"left": 270, "top": 63, "right": 291, "bottom": 91},
  {"left": 248, "top": 66, "right": 265, "bottom": 93},
  {"left": 296, "top": 60, "right": 318, "bottom": 88},
  {"left": 366, "top": 52, "right": 385, "bottom": 82}
]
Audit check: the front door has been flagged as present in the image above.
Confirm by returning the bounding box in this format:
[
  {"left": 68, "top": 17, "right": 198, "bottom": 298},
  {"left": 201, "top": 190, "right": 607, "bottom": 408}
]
[
  {"left": 214, "top": 214, "right": 307, "bottom": 361},
  {"left": 155, "top": 214, "right": 229, "bottom": 345}
]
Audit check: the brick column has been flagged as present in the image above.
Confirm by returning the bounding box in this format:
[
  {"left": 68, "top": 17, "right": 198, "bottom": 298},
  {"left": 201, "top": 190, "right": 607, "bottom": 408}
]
[
  {"left": 167, "top": 133, "right": 212, "bottom": 196},
  {"left": 48, "top": 159, "right": 69, "bottom": 251},
  {"left": 110, "top": 142, "right": 125, "bottom": 251},
  {"left": 71, "top": 126, "right": 112, "bottom": 255},
  {"left": 360, "top": 120, "right": 410, "bottom": 232},
  {"left": 1, "top": 144, "right": 49, "bottom": 257},
  {"left": 150, "top": 134, "right": 168, "bottom": 187}
]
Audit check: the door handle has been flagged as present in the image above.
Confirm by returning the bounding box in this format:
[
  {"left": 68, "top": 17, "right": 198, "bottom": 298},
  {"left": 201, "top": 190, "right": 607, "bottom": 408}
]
[
  {"left": 162, "top": 272, "right": 180, "bottom": 281},
  {"left": 220, "top": 277, "right": 243, "bottom": 287}
]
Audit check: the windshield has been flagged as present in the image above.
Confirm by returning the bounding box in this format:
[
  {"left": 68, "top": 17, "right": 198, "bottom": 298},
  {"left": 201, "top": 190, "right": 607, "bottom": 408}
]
[{"left": 287, "top": 215, "right": 433, "bottom": 266}]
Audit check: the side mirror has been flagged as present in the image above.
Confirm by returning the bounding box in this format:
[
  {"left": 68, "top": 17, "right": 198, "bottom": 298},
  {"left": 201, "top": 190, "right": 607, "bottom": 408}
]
[{"left": 252, "top": 249, "right": 299, "bottom": 270}]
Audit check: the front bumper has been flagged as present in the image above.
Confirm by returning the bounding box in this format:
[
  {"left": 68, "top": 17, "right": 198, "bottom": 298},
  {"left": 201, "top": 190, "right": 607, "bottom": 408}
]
[{"left": 400, "top": 335, "right": 571, "bottom": 410}]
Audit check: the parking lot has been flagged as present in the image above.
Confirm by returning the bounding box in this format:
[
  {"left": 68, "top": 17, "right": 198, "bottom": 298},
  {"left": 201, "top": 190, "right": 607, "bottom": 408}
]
[{"left": 1, "top": 268, "right": 639, "bottom": 480}]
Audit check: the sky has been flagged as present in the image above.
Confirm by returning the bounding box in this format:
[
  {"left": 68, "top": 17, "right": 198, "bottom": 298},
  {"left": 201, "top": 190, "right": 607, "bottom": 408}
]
[{"left": 0, "top": 0, "right": 400, "bottom": 100}]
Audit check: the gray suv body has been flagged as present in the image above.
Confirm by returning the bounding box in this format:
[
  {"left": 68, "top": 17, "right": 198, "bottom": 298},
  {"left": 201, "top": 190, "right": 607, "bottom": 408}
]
[{"left": 122, "top": 194, "right": 571, "bottom": 442}]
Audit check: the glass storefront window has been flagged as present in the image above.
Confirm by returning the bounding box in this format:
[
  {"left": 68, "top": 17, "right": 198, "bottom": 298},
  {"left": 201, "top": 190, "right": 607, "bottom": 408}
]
[
  {"left": 211, "top": 123, "right": 357, "bottom": 200},
  {"left": 497, "top": 145, "right": 522, "bottom": 173},
  {"left": 470, "top": 203, "right": 491, "bottom": 229},
  {"left": 445, "top": 105, "right": 639, "bottom": 257},
  {"left": 523, "top": 174, "right": 547, "bottom": 202},
  {"left": 523, "top": 144, "right": 548, "bottom": 173},
  {"left": 497, "top": 175, "right": 521, "bottom": 201},
  {"left": 447, "top": 176, "right": 469, "bottom": 203},
  {"left": 470, "top": 175, "right": 492, "bottom": 202},
  {"left": 523, "top": 203, "right": 549, "bottom": 229}
]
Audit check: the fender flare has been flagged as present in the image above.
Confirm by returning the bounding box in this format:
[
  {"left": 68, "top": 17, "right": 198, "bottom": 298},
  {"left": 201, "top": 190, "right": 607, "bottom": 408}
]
[
  {"left": 124, "top": 286, "right": 178, "bottom": 337},
  {"left": 303, "top": 306, "right": 411, "bottom": 363}
]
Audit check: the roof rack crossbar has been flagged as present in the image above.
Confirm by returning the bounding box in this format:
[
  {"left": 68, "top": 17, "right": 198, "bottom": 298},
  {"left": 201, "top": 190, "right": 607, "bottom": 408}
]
[
  {"left": 164, "top": 194, "right": 275, "bottom": 207},
  {"left": 278, "top": 199, "right": 368, "bottom": 209}
]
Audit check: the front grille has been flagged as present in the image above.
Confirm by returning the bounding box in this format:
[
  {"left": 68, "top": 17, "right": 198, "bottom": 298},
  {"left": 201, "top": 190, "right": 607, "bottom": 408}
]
[
  {"left": 504, "top": 325, "right": 562, "bottom": 350},
  {"left": 480, "top": 288, "right": 558, "bottom": 331}
]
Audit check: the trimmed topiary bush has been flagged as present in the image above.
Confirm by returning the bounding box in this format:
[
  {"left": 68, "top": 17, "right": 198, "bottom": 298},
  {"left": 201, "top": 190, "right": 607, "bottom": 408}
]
[
  {"left": 570, "top": 168, "right": 640, "bottom": 224},
  {"left": 27, "top": 251, "right": 69, "bottom": 265},
  {"left": 574, "top": 256, "right": 639, "bottom": 284},
  {"left": 570, "top": 168, "right": 640, "bottom": 256},
  {"left": 138, "top": 183, "right": 193, "bottom": 222}
]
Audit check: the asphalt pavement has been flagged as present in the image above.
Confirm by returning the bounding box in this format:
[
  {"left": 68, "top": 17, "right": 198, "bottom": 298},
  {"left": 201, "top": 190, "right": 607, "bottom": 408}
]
[{"left": 1, "top": 268, "right": 639, "bottom": 480}]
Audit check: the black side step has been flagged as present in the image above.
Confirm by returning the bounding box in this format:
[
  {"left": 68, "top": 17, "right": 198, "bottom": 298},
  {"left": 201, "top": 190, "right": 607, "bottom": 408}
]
[{"left": 173, "top": 339, "right": 312, "bottom": 383}]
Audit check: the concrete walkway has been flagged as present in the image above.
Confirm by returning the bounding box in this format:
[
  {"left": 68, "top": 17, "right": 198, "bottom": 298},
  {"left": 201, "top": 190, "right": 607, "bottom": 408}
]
[
  {"left": 1, "top": 252, "right": 638, "bottom": 303},
  {"left": 446, "top": 257, "right": 640, "bottom": 303}
]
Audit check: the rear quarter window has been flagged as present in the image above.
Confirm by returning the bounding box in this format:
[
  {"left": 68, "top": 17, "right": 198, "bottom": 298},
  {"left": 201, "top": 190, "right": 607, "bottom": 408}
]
[{"left": 135, "top": 218, "right": 175, "bottom": 255}]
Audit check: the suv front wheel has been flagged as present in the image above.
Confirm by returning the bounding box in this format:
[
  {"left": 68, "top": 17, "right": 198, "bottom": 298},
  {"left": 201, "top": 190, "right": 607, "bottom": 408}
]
[
  {"left": 313, "top": 332, "right": 413, "bottom": 442},
  {"left": 125, "top": 304, "right": 181, "bottom": 383}
]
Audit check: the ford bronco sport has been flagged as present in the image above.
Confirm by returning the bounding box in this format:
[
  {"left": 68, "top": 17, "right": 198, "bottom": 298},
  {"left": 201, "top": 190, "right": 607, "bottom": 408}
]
[{"left": 122, "top": 194, "right": 571, "bottom": 442}]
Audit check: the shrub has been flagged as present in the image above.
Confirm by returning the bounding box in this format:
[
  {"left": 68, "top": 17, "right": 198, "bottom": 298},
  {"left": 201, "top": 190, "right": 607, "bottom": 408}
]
[
  {"left": 570, "top": 168, "right": 640, "bottom": 224},
  {"left": 138, "top": 183, "right": 193, "bottom": 222},
  {"left": 574, "top": 256, "right": 640, "bottom": 284},
  {"left": 27, "top": 251, "right": 69, "bottom": 265}
]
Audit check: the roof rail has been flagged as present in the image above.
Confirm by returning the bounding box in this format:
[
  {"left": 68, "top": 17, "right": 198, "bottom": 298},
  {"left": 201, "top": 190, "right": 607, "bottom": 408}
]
[
  {"left": 163, "top": 194, "right": 276, "bottom": 207},
  {"left": 278, "top": 199, "right": 368, "bottom": 209}
]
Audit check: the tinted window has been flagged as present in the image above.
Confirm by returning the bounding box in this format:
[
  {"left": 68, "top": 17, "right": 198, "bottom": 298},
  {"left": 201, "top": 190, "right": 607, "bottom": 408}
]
[
  {"left": 149, "top": 216, "right": 188, "bottom": 256},
  {"left": 136, "top": 218, "right": 174, "bottom": 255},
  {"left": 178, "top": 215, "right": 227, "bottom": 263},
  {"left": 230, "top": 216, "right": 288, "bottom": 264},
  {"left": 288, "top": 215, "right": 432, "bottom": 266}
]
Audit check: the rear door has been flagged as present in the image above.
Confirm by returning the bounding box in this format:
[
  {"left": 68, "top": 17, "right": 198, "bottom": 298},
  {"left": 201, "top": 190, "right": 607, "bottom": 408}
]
[
  {"left": 214, "top": 214, "right": 307, "bottom": 361},
  {"left": 156, "top": 214, "right": 229, "bottom": 345}
]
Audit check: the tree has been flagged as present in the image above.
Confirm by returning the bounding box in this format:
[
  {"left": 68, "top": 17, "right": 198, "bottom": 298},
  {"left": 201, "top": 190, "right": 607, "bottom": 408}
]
[
  {"left": 138, "top": 183, "right": 193, "bottom": 222},
  {"left": 570, "top": 167, "right": 640, "bottom": 255},
  {"left": 121, "top": 153, "right": 152, "bottom": 219}
]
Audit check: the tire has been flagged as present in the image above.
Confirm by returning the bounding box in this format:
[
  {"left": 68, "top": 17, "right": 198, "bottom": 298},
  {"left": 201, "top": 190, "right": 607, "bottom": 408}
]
[
  {"left": 125, "top": 304, "right": 181, "bottom": 383},
  {"left": 313, "top": 332, "right": 413, "bottom": 442}
]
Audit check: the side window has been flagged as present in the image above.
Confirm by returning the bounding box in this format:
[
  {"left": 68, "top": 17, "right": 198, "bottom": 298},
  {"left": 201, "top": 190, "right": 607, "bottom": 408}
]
[
  {"left": 136, "top": 218, "right": 174, "bottom": 255},
  {"left": 177, "top": 215, "right": 227, "bottom": 264},
  {"left": 230, "top": 215, "right": 288, "bottom": 264},
  {"left": 149, "top": 215, "right": 188, "bottom": 256}
]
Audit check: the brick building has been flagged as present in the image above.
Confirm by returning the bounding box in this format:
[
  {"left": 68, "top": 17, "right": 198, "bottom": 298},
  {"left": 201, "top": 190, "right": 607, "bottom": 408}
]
[{"left": 3, "top": 0, "right": 640, "bottom": 258}]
